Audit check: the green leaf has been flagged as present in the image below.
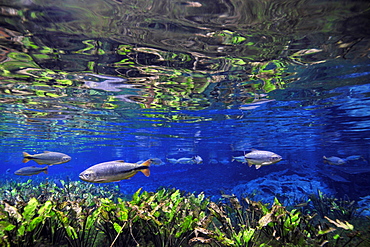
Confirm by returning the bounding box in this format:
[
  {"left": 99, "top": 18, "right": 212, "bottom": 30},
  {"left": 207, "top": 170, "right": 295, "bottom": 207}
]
[
  {"left": 113, "top": 222, "right": 122, "bottom": 234},
  {"left": 132, "top": 188, "right": 142, "bottom": 204},
  {"left": 27, "top": 216, "right": 43, "bottom": 232},
  {"left": 38, "top": 201, "right": 52, "bottom": 216},
  {"left": 66, "top": 225, "right": 78, "bottom": 239},
  {"left": 0, "top": 221, "right": 16, "bottom": 231},
  {"left": 333, "top": 234, "right": 340, "bottom": 240},
  {"left": 242, "top": 228, "right": 255, "bottom": 243},
  {"left": 23, "top": 198, "right": 38, "bottom": 222},
  {"left": 117, "top": 210, "right": 128, "bottom": 221},
  {"left": 17, "top": 225, "right": 25, "bottom": 236}
]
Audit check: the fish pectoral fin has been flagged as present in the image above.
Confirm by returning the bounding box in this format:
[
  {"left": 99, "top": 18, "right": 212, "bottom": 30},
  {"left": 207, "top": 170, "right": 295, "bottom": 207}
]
[
  {"left": 255, "top": 165, "right": 262, "bottom": 169},
  {"left": 141, "top": 168, "right": 150, "bottom": 177},
  {"left": 94, "top": 178, "right": 108, "bottom": 183},
  {"left": 34, "top": 160, "right": 45, "bottom": 165},
  {"left": 22, "top": 158, "right": 30, "bottom": 163}
]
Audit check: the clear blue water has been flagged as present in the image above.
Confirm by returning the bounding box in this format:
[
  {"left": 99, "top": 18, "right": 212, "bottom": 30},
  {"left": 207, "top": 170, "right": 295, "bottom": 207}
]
[{"left": 0, "top": 0, "right": 369, "bottom": 207}]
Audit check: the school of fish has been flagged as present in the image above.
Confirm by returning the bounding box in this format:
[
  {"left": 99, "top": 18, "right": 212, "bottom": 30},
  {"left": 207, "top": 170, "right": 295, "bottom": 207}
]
[{"left": 13, "top": 148, "right": 366, "bottom": 183}]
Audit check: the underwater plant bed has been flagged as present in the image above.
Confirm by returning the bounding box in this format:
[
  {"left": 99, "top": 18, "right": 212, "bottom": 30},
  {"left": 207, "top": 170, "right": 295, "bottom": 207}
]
[{"left": 0, "top": 181, "right": 369, "bottom": 247}]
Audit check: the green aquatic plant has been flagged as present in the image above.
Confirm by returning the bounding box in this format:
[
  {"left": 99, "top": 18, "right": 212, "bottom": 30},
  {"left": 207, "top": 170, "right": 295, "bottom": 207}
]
[
  {"left": 0, "top": 198, "right": 54, "bottom": 247},
  {"left": 310, "top": 190, "right": 359, "bottom": 221},
  {"left": 54, "top": 200, "right": 102, "bottom": 247},
  {"left": 98, "top": 188, "right": 210, "bottom": 247},
  {"left": 0, "top": 184, "right": 369, "bottom": 247}
]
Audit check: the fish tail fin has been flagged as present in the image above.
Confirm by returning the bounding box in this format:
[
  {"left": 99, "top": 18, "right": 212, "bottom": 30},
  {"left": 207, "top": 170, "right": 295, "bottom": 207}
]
[
  {"left": 140, "top": 159, "right": 151, "bottom": 177},
  {"left": 43, "top": 166, "right": 48, "bottom": 174},
  {"left": 23, "top": 152, "right": 31, "bottom": 163}
]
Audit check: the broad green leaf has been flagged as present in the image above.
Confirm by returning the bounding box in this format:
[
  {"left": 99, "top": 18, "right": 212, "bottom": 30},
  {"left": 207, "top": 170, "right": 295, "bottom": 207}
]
[
  {"left": 17, "top": 225, "right": 25, "bottom": 236},
  {"left": 242, "top": 228, "right": 255, "bottom": 243},
  {"left": 38, "top": 201, "right": 52, "bottom": 216},
  {"left": 23, "top": 198, "right": 38, "bottom": 222},
  {"left": 27, "top": 216, "right": 43, "bottom": 232},
  {"left": 66, "top": 225, "right": 78, "bottom": 239},
  {"left": 113, "top": 222, "right": 122, "bottom": 234},
  {"left": 0, "top": 221, "right": 16, "bottom": 231},
  {"left": 117, "top": 210, "right": 128, "bottom": 221},
  {"left": 132, "top": 188, "right": 142, "bottom": 204}
]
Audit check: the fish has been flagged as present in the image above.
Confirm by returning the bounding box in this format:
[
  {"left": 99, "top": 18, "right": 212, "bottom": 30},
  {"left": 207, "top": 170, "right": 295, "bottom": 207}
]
[
  {"left": 14, "top": 166, "right": 48, "bottom": 176},
  {"left": 175, "top": 157, "right": 196, "bottom": 164},
  {"left": 345, "top": 155, "right": 366, "bottom": 161},
  {"left": 323, "top": 156, "right": 346, "bottom": 165},
  {"left": 147, "top": 158, "right": 164, "bottom": 165},
  {"left": 232, "top": 156, "right": 247, "bottom": 163},
  {"left": 209, "top": 159, "right": 218, "bottom": 164},
  {"left": 193, "top": 155, "right": 203, "bottom": 164},
  {"left": 79, "top": 159, "right": 152, "bottom": 183},
  {"left": 23, "top": 151, "right": 71, "bottom": 165},
  {"left": 244, "top": 149, "right": 282, "bottom": 169},
  {"left": 166, "top": 158, "right": 178, "bottom": 164}
]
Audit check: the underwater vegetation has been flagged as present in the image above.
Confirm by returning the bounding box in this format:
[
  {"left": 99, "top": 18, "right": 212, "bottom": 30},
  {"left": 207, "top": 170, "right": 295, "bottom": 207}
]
[{"left": 0, "top": 181, "right": 369, "bottom": 247}]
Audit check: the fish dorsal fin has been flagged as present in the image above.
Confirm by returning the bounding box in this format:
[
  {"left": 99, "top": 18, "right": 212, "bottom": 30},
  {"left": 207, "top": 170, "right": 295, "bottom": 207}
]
[
  {"left": 140, "top": 159, "right": 152, "bottom": 167},
  {"left": 44, "top": 151, "right": 52, "bottom": 153},
  {"left": 115, "top": 160, "right": 125, "bottom": 162},
  {"left": 251, "top": 148, "right": 259, "bottom": 151}
]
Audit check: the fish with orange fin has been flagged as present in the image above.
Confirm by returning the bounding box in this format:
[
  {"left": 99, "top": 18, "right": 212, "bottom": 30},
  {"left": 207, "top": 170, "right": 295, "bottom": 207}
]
[
  {"left": 79, "top": 159, "right": 153, "bottom": 183},
  {"left": 23, "top": 151, "right": 71, "bottom": 165}
]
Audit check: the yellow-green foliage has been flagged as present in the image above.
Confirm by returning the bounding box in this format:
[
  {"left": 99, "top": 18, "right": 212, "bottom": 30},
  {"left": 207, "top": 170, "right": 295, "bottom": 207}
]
[{"left": 0, "top": 185, "right": 368, "bottom": 247}]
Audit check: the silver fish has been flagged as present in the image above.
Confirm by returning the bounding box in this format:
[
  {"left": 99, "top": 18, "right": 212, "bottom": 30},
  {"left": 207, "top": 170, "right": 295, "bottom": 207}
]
[
  {"left": 14, "top": 166, "right": 48, "bottom": 176},
  {"left": 79, "top": 159, "right": 152, "bottom": 183},
  {"left": 345, "top": 155, "right": 365, "bottom": 161},
  {"left": 23, "top": 151, "right": 71, "bottom": 165},
  {"left": 166, "top": 158, "right": 178, "bottom": 164},
  {"left": 193, "top": 155, "right": 203, "bottom": 164},
  {"left": 149, "top": 158, "right": 164, "bottom": 165},
  {"left": 323, "top": 156, "right": 346, "bottom": 165},
  {"left": 244, "top": 149, "right": 282, "bottom": 169}
]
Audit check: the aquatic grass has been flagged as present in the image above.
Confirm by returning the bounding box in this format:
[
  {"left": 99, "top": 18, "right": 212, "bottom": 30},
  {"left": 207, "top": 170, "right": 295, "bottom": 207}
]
[
  {"left": 0, "top": 181, "right": 369, "bottom": 246},
  {"left": 310, "top": 190, "right": 359, "bottom": 221},
  {"left": 98, "top": 188, "right": 210, "bottom": 247}
]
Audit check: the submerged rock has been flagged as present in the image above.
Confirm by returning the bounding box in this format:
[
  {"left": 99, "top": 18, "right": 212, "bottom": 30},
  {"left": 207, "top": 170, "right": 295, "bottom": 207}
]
[{"left": 232, "top": 170, "right": 333, "bottom": 205}]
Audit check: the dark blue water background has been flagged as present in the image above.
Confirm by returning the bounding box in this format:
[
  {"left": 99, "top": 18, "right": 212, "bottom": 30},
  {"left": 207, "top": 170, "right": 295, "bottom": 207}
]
[{"left": 0, "top": 0, "right": 369, "bottom": 208}]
